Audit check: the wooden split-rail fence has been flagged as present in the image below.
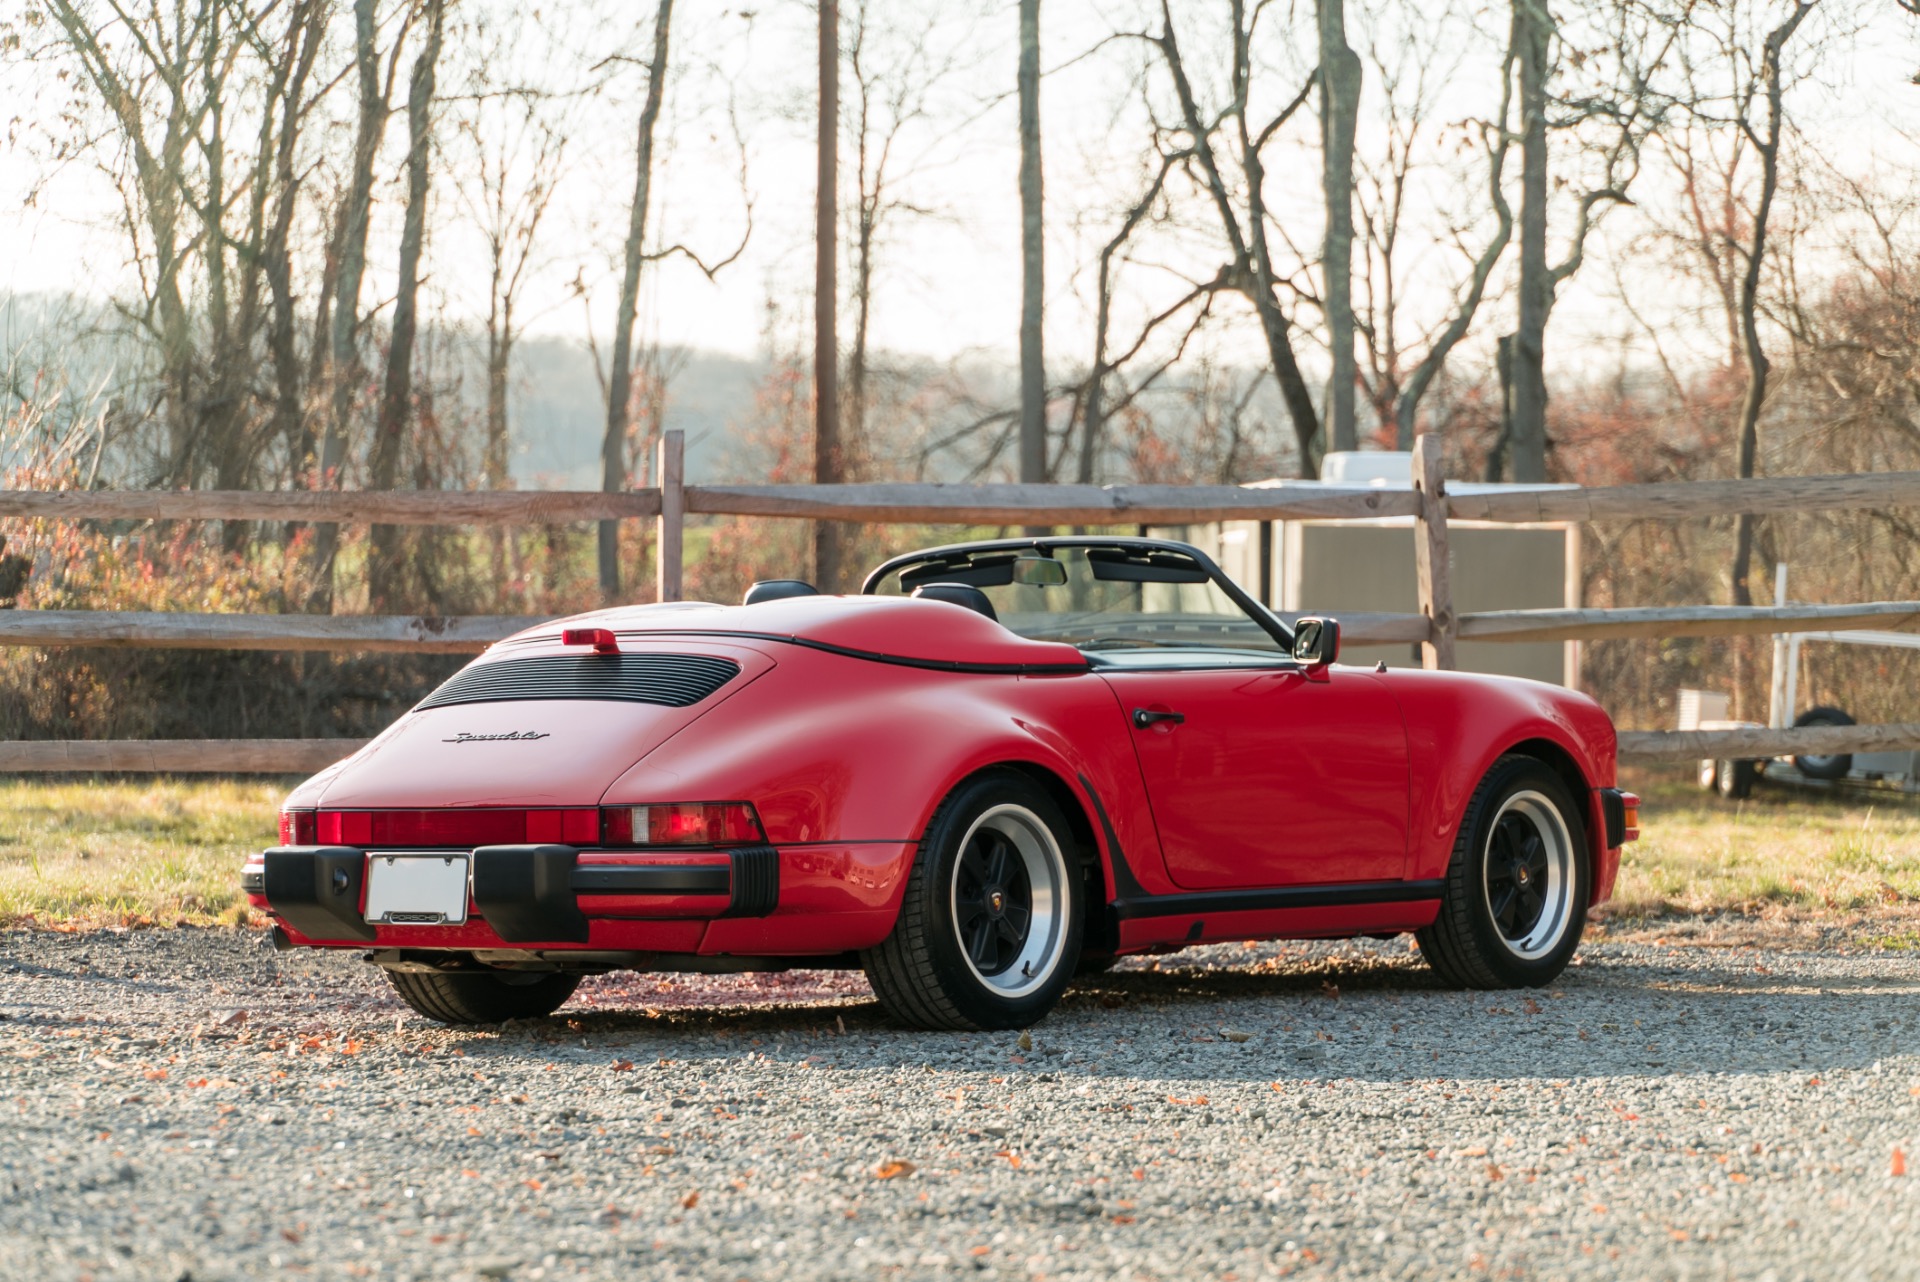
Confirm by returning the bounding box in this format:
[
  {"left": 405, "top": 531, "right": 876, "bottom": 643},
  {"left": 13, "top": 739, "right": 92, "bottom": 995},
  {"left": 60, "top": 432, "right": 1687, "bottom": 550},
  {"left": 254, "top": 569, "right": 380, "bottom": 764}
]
[{"left": 6, "top": 430, "right": 1920, "bottom": 772}]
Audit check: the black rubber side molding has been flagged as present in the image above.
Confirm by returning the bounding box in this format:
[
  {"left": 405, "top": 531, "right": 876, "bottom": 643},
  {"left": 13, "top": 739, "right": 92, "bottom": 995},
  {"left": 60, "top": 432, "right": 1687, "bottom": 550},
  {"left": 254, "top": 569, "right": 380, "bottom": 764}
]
[
  {"left": 1111, "top": 878, "right": 1446, "bottom": 921},
  {"left": 262, "top": 846, "right": 376, "bottom": 942},
  {"left": 472, "top": 845, "right": 589, "bottom": 944}
]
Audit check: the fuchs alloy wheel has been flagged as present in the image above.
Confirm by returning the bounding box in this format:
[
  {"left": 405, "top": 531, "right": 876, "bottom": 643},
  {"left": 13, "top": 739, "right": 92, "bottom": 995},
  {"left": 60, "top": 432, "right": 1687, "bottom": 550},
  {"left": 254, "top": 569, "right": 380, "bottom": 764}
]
[
  {"left": 862, "top": 771, "right": 1083, "bottom": 1030},
  {"left": 386, "top": 967, "right": 580, "bottom": 1025},
  {"left": 1418, "top": 755, "right": 1590, "bottom": 989}
]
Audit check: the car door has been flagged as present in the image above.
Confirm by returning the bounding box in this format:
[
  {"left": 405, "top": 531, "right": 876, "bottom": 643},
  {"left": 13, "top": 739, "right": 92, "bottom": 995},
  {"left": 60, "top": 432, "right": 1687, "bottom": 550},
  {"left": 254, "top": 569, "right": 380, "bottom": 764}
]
[{"left": 1097, "top": 664, "right": 1410, "bottom": 890}]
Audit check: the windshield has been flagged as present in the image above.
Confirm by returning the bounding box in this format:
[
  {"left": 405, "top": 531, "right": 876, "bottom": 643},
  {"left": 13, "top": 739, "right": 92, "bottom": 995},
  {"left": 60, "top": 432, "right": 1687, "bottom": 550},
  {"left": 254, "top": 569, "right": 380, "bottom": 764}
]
[{"left": 868, "top": 543, "right": 1287, "bottom": 654}]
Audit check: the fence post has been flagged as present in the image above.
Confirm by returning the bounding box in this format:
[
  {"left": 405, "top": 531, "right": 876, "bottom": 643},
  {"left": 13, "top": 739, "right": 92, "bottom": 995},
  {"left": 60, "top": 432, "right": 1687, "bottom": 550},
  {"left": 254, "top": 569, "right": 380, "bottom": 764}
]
[
  {"left": 1412, "top": 432, "right": 1456, "bottom": 670},
  {"left": 656, "top": 430, "right": 685, "bottom": 602}
]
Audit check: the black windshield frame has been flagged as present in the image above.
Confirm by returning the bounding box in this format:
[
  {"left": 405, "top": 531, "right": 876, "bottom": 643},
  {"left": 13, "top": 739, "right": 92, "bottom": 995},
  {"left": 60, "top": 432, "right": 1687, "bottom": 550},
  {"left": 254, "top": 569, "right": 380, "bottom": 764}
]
[{"left": 862, "top": 535, "right": 1295, "bottom": 652}]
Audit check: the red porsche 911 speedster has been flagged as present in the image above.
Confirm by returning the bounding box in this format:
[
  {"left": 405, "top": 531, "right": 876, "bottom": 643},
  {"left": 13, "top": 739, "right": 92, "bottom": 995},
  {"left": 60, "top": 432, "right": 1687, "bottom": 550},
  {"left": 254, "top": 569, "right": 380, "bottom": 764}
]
[{"left": 245, "top": 536, "right": 1638, "bottom": 1030}]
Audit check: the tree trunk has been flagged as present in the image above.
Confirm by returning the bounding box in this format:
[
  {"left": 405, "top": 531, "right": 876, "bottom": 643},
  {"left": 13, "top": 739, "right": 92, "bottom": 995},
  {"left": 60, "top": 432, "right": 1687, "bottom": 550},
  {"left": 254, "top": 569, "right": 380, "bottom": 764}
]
[
  {"left": 1730, "top": 3, "right": 1814, "bottom": 609},
  {"left": 599, "top": 0, "right": 676, "bottom": 601},
  {"left": 1018, "top": 0, "right": 1045, "bottom": 488},
  {"left": 814, "top": 0, "right": 842, "bottom": 590},
  {"left": 1316, "top": 0, "right": 1361, "bottom": 455},
  {"left": 368, "top": 0, "right": 443, "bottom": 612},
  {"left": 311, "top": 0, "right": 392, "bottom": 612},
  {"left": 1508, "top": 0, "right": 1552, "bottom": 484}
]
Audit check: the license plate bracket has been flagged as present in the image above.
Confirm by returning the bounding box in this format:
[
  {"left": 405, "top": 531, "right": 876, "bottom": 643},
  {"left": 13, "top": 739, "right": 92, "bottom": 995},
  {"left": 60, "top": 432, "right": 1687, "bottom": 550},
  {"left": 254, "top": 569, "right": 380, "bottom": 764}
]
[{"left": 363, "top": 853, "right": 470, "bottom": 925}]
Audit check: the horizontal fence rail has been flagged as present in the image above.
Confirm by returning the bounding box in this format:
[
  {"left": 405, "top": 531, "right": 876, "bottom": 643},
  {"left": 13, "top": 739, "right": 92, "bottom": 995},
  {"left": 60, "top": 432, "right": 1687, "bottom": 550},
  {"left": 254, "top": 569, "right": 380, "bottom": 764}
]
[
  {"left": 1445, "top": 471, "right": 1920, "bottom": 524},
  {"left": 1616, "top": 723, "right": 1920, "bottom": 762},
  {"left": 0, "top": 611, "right": 546, "bottom": 652},
  {"left": 7, "top": 443, "right": 1920, "bottom": 770},
  {"left": 0, "top": 489, "right": 661, "bottom": 525},
  {"left": 0, "top": 739, "right": 370, "bottom": 773}
]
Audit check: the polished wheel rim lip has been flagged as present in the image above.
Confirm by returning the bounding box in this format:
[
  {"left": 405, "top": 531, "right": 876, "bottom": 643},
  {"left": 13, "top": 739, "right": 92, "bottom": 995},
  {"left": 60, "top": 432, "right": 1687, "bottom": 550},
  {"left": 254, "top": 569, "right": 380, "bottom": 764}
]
[
  {"left": 949, "top": 802, "right": 1070, "bottom": 997},
  {"left": 1481, "top": 789, "right": 1576, "bottom": 960}
]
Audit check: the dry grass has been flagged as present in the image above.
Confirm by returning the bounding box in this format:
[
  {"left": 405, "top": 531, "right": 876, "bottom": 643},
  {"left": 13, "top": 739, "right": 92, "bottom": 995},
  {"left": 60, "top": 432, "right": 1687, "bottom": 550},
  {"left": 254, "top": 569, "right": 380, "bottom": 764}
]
[
  {"left": 4, "top": 771, "right": 1920, "bottom": 939},
  {"left": 0, "top": 778, "right": 285, "bottom": 927},
  {"left": 1608, "top": 766, "right": 1920, "bottom": 925}
]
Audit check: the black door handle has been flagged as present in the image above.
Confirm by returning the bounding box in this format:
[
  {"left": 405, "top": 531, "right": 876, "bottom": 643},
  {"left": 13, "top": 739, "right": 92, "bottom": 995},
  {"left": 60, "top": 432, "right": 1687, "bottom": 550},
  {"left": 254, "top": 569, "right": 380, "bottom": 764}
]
[{"left": 1132, "top": 708, "right": 1186, "bottom": 729}]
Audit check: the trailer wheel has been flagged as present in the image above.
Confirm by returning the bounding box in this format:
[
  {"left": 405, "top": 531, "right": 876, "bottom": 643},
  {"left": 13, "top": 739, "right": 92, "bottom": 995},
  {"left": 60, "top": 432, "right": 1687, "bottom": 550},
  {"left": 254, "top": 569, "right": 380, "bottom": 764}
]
[
  {"left": 1715, "top": 759, "right": 1758, "bottom": 800},
  {"left": 1792, "top": 706, "right": 1855, "bottom": 781}
]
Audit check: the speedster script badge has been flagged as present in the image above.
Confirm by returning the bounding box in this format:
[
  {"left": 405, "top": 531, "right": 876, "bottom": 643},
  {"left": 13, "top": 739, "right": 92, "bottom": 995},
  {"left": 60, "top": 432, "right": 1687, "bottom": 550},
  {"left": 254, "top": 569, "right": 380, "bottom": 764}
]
[{"left": 442, "top": 730, "right": 551, "bottom": 744}]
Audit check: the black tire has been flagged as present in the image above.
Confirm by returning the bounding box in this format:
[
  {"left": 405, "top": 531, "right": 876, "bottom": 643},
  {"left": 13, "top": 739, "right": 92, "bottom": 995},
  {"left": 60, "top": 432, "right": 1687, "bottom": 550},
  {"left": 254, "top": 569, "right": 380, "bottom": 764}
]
[
  {"left": 1417, "top": 755, "right": 1590, "bottom": 990},
  {"left": 1715, "top": 758, "right": 1759, "bottom": 800},
  {"left": 1793, "top": 705, "right": 1855, "bottom": 781},
  {"left": 386, "top": 967, "right": 581, "bottom": 1025},
  {"left": 862, "top": 770, "right": 1083, "bottom": 1031}
]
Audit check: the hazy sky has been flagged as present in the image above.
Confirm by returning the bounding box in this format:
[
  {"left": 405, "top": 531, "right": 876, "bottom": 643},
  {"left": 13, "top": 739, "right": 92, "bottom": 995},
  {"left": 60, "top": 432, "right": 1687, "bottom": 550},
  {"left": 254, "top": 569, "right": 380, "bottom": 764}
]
[{"left": 4, "top": 0, "right": 1917, "bottom": 375}]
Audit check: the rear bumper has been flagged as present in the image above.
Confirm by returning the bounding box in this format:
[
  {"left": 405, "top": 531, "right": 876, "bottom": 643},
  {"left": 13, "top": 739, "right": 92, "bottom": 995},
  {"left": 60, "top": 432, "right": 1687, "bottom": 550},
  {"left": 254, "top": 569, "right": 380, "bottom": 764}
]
[{"left": 246, "top": 842, "right": 911, "bottom": 956}]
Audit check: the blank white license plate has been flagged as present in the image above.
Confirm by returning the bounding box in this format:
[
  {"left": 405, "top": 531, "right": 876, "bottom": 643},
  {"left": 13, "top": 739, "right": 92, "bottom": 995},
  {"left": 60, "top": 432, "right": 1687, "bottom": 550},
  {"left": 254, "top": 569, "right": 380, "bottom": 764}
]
[{"left": 363, "top": 853, "right": 470, "bottom": 925}]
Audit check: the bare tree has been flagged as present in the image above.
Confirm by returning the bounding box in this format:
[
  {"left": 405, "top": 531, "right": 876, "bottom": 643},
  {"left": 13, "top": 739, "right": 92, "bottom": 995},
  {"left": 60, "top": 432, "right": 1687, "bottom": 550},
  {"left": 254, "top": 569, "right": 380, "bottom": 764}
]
[
  {"left": 368, "top": 0, "right": 444, "bottom": 610},
  {"left": 1018, "top": 0, "right": 1046, "bottom": 487},
  {"left": 1147, "top": 0, "right": 1323, "bottom": 475},
  {"left": 815, "top": 0, "right": 843, "bottom": 590},
  {"left": 1317, "top": 0, "right": 1362, "bottom": 454},
  {"left": 598, "top": 0, "right": 675, "bottom": 600},
  {"left": 1727, "top": 1, "right": 1817, "bottom": 606},
  {"left": 313, "top": 0, "right": 414, "bottom": 611}
]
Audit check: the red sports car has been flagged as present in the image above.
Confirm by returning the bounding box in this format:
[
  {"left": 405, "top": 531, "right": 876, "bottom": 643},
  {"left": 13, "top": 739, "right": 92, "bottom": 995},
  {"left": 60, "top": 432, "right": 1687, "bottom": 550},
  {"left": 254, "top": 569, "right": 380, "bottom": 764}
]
[{"left": 246, "top": 536, "right": 1637, "bottom": 1030}]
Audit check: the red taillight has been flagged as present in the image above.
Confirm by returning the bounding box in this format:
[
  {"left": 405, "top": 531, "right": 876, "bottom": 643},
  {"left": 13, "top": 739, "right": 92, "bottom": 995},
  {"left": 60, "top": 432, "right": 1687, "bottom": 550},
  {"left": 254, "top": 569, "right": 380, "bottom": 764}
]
[
  {"left": 561, "top": 627, "right": 620, "bottom": 654},
  {"left": 280, "top": 809, "right": 317, "bottom": 845},
  {"left": 622, "top": 803, "right": 764, "bottom": 847},
  {"left": 1621, "top": 792, "right": 1640, "bottom": 843}
]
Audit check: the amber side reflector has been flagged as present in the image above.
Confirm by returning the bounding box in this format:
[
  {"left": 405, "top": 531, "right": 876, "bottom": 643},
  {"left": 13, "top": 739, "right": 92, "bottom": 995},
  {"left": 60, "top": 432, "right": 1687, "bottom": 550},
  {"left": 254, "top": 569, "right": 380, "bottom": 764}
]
[
  {"left": 561, "top": 627, "right": 620, "bottom": 654},
  {"left": 1621, "top": 792, "right": 1640, "bottom": 842}
]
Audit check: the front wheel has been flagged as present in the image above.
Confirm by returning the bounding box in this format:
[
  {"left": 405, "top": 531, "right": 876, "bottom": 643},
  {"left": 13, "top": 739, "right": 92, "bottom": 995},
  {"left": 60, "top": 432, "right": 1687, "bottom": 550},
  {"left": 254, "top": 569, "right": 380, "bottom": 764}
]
[
  {"left": 1418, "top": 755, "right": 1590, "bottom": 989},
  {"left": 387, "top": 967, "right": 580, "bottom": 1025},
  {"left": 862, "top": 770, "right": 1083, "bottom": 1030}
]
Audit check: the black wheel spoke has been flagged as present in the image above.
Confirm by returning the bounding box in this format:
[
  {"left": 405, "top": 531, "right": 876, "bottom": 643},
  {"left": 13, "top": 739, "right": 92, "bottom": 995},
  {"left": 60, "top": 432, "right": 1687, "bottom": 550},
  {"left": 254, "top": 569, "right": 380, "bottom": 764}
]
[
  {"left": 958, "top": 843, "right": 991, "bottom": 892},
  {"left": 1490, "top": 884, "right": 1518, "bottom": 931},
  {"left": 983, "top": 834, "right": 1014, "bottom": 888},
  {"left": 965, "top": 917, "right": 997, "bottom": 967},
  {"left": 1000, "top": 902, "right": 1031, "bottom": 938}
]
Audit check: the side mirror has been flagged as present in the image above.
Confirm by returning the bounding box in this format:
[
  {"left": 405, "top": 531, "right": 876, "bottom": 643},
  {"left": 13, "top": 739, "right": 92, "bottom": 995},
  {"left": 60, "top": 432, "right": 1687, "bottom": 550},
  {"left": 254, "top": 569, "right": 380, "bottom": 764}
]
[{"left": 1291, "top": 617, "right": 1340, "bottom": 672}]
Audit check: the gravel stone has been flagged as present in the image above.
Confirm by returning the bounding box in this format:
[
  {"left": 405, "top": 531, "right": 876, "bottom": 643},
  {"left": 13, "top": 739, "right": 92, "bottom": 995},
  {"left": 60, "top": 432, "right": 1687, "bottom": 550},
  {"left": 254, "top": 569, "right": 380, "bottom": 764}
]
[{"left": 2, "top": 926, "right": 1918, "bottom": 1279}]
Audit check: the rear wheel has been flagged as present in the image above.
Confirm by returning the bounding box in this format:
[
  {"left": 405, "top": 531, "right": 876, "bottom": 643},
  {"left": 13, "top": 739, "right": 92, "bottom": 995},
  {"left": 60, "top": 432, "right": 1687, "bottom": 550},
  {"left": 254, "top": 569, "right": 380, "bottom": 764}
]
[
  {"left": 1418, "top": 755, "right": 1589, "bottom": 989},
  {"left": 386, "top": 967, "right": 580, "bottom": 1025},
  {"left": 1793, "top": 706, "right": 1855, "bottom": 781},
  {"left": 862, "top": 771, "right": 1082, "bottom": 1030}
]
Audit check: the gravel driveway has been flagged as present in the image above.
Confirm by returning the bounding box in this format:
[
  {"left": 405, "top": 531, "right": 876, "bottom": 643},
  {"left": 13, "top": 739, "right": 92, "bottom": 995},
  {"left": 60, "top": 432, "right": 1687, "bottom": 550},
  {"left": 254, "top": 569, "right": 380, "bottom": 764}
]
[{"left": 2, "top": 926, "right": 1916, "bottom": 1281}]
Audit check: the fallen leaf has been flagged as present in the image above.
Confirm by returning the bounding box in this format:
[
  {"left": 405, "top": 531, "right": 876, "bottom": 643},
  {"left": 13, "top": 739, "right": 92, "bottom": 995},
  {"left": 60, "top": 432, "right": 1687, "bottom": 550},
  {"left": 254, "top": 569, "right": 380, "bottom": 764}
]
[
  {"left": 610, "top": 1060, "right": 635, "bottom": 1073},
  {"left": 995, "top": 1150, "right": 1022, "bottom": 1169},
  {"left": 1894, "top": 1148, "right": 1908, "bottom": 1178},
  {"left": 1486, "top": 1164, "right": 1505, "bottom": 1181},
  {"left": 873, "top": 1160, "right": 915, "bottom": 1180},
  {"left": 523, "top": 1179, "right": 543, "bottom": 1191},
  {"left": 1220, "top": 1029, "right": 1253, "bottom": 1044},
  {"left": 1017, "top": 1031, "right": 1032, "bottom": 1052},
  {"left": 681, "top": 1191, "right": 700, "bottom": 1209},
  {"left": 1321, "top": 981, "right": 1340, "bottom": 999},
  {"left": 970, "top": 1246, "right": 991, "bottom": 1256}
]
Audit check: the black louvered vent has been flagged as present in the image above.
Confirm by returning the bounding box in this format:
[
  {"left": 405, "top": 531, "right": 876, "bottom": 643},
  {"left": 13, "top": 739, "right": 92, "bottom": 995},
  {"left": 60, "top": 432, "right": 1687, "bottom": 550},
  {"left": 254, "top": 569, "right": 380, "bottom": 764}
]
[{"left": 418, "top": 653, "right": 740, "bottom": 711}]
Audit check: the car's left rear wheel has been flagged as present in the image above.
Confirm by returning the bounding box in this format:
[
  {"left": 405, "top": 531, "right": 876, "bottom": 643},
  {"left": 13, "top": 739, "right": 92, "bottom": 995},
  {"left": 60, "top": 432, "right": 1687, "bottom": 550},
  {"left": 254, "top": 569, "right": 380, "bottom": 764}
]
[
  {"left": 862, "top": 770, "right": 1082, "bottom": 1030},
  {"left": 386, "top": 967, "right": 580, "bottom": 1025}
]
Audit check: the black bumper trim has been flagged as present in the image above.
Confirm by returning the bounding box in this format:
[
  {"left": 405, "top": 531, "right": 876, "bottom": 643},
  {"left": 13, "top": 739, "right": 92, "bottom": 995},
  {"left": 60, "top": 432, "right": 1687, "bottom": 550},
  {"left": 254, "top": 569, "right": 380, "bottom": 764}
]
[
  {"left": 722, "top": 845, "right": 780, "bottom": 918},
  {"left": 472, "top": 845, "right": 589, "bottom": 944},
  {"left": 262, "top": 846, "right": 376, "bottom": 942},
  {"left": 256, "top": 844, "right": 783, "bottom": 946},
  {"left": 572, "top": 865, "right": 731, "bottom": 895},
  {"left": 1598, "top": 788, "right": 1627, "bottom": 849}
]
